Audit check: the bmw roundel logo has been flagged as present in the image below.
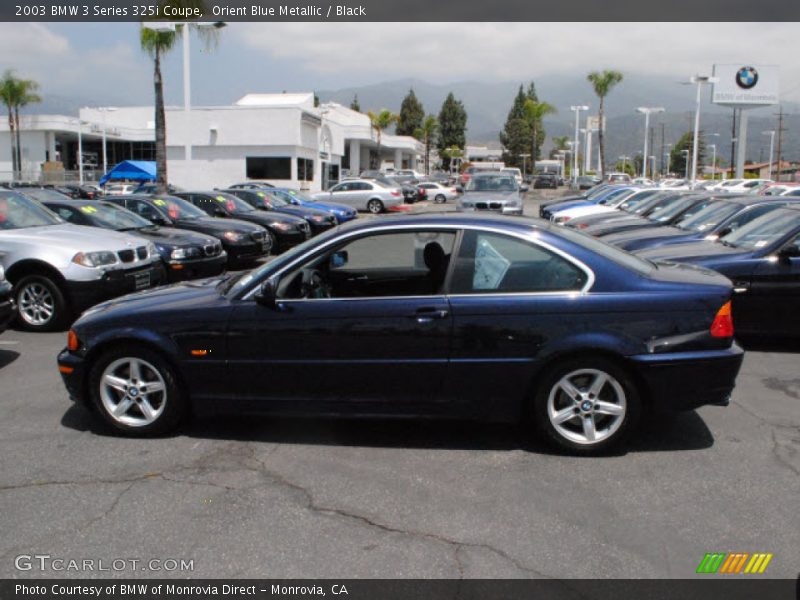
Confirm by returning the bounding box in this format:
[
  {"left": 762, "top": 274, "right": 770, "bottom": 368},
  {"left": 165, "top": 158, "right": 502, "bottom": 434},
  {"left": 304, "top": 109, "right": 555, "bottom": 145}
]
[{"left": 736, "top": 66, "right": 758, "bottom": 90}]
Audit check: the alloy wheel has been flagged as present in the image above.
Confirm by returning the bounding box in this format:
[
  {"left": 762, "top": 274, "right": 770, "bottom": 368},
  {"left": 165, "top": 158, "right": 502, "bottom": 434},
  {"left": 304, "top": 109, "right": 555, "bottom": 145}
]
[
  {"left": 18, "top": 282, "right": 55, "bottom": 326},
  {"left": 99, "top": 357, "right": 167, "bottom": 427}
]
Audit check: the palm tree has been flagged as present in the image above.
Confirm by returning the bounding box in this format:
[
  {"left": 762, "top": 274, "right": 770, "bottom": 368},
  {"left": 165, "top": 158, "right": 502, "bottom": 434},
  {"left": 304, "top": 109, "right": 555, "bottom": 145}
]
[
  {"left": 413, "top": 115, "right": 438, "bottom": 175},
  {"left": 522, "top": 99, "right": 556, "bottom": 167},
  {"left": 0, "top": 71, "right": 19, "bottom": 178},
  {"left": 140, "top": 13, "right": 220, "bottom": 193},
  {"left": 367, "top": 109, "right": 398, "bottom": 169},
  {"left": 586, "top": 70, "right": 623, "bottom": 176},
  {"left": 12, "top": 76, "right": 41, "bottom": 176}
]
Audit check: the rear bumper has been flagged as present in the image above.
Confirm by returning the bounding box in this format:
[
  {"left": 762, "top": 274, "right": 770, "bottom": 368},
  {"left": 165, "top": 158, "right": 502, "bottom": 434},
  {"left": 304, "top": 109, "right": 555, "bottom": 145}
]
[
  {"left": 64, "top": 263, "right": 167, "bottom": 314},
  {"left": 628, "top": 343, "right": 744, "bottom": 411}
]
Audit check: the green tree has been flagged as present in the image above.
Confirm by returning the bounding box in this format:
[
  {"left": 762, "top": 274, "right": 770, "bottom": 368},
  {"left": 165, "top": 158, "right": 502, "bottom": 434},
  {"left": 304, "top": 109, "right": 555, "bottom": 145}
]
[
  {"left": 313, "top": 93, "right": 320, "bottom": 107},
  {"left": 396, "top": 88, "right": 424, "bottom": 136},
  {"left": 669, "top": 131, "right": 706, "bottom": 178},
  {"left": 550, "top": 135, "right": 570, "bottom": 159},
  {"left": 522, "top": 98, "right": 557, "bottom": 168},
  {"left": 0, "top": 70, "right": 41, "bottom": 179},
  {"left": 140, "top": 11, "right": 221, "bottom": 193},
  {"left": 499, "top": 85, "right": 530, "bottom": 168},
  {"left": 441, "top": 146, "right": 464, "bottom": 173},
  {"left": 587, "top": 69, "right": 624, "bottom": 177},
  {"left": 413, "top": 115, "right": 438, "bottom": 175},
  {"left": 350, "top": 94, "right": 361, "bottom": 112},
  {"left": 367, "top": 108, "right": 398, "bottom": 169},
  {"left": 437, "top": 93, "right": 467, "bottom": 170}
]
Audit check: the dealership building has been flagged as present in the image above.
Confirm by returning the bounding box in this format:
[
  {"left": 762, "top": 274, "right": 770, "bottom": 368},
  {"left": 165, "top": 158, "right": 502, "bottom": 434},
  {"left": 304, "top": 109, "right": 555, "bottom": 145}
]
[{"left": 0, "top": 93, "right": 424, "bottom": 191}]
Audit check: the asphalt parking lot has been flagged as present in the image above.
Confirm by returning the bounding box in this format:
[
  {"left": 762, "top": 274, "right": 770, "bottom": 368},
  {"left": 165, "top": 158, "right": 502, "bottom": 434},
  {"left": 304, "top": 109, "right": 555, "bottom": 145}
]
[{"left": 0, "top": 191, "right": 798, "bottom": 579}]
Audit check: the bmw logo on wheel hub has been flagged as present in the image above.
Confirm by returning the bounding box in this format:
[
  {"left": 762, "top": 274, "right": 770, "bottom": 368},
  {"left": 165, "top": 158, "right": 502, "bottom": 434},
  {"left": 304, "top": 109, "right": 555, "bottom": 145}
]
[{"left": 736, "top": 66, "right": 758, "bottom": 89}]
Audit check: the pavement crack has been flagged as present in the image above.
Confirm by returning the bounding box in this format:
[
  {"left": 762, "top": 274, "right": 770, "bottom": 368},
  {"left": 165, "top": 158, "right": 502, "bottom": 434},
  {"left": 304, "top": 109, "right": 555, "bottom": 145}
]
[
  {"left": 770, "top": 429, "right": 800, "bottom": 477},
  {"left": 0, "top": 472, "right": 161, "bottom": 492}
]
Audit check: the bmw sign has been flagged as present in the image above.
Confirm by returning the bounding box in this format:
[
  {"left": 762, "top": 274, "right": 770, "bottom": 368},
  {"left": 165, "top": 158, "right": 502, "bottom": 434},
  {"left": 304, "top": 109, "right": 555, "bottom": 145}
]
[
  {"left": 712, "top": 64, "right": 778, "bottom": 106},
  {"left": 735, "top": 66, "right": 758, "bottom": 90}
]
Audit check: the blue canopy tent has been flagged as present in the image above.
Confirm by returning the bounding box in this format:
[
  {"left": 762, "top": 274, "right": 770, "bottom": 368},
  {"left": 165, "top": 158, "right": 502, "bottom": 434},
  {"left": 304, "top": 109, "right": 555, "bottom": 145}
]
[{"left": 98, "top": 160, "right": 157, "bottom": 186}]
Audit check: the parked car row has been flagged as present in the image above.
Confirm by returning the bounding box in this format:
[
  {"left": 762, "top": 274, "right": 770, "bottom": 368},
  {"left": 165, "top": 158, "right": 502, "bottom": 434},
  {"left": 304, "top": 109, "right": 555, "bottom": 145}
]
[{"left": 545, "top": 184, "right": 800, "bottom": 339}]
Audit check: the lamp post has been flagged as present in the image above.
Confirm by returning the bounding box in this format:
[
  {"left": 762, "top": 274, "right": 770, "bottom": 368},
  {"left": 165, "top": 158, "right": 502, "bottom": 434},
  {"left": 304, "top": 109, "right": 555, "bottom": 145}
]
[
  {"left": 681, "top": 149, "right": 690, "bottom": 180},
  {"left": 142, "top": 21, "right": 227, "bottom": 163},
  {"left": 618, "top": 155, "right": 630, "bottom": 174},
  {"left": 636, "top": 107, "right": 664, "bottom": 178},
  {"left": 708, "top": 144, "right": 717, "bottom": 180},
  {"left": 76, "top": 119, "right": 83, "bottom": 185},
  {"left": 688, "top": 75, "right": 718, "bottom": 184},
  {"left": 96, "top": 106, "right": 118, "bottom": 175},
  {"left": 570, "top": 105, "right": 589, "bottom": 184},
  {"left": 520, "top": 153, "right": 531, "bottom": 178},
  {"left": 762, "top": 130, "right": 776, "bottom": 180},
  {"left": 663, "top": 143, "right": 672, "bottom": 177},
  {"left": 563, "top": 149, "right": 573, "bottom": 180}
]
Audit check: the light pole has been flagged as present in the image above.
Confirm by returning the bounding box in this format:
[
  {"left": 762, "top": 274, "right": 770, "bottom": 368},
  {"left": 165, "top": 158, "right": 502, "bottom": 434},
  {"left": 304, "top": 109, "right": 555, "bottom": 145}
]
[
  {"left": 142, "top": 21, "right": 227, "bottom": 163},
  {"left": 636, "top": 107, "right": 664, "bottom": 178},
  {"left": 663, "top": 143, "right": 672, "bottom": 177},
  {"left": 688, "top": 75, "right": 718, "bottom": 184},
  {"left": 77, "top": 119, "right": 83, "bottom": 184},
  {"left": 708, "top": 144, "right": 717, "bottom": 180},
  {"left": 96, "top": 107, "right": 118, "bottom": 175},
  {"left": 570, "top": 105, "right": 589, "bottom": 184},
  {"left": 618, "top": 155, "right": 630, "bottom": 174},
  {"left": 563, "top": 149, "right": 573, "bottom": 180},
  {"left": 762, "top": 130, "right": 776, "bottom": 180},
  {"left": 520, "top": 153, "right": 531, "bottom": 178}
]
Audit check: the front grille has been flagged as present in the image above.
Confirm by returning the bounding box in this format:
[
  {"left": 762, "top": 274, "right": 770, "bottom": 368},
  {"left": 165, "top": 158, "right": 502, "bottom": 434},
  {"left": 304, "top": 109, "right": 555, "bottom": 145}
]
[
  {"left": 251, "top": 231, "right": 266, "bottom": 242},
  {"left": 118, "top": 249, "right": 134, "bottom": 263},
  {"left": 136, "top": 246, "right": 147, "bottom": 260},
  {"left": 204, "top": 243, "right": 221, "bottom": 257}
]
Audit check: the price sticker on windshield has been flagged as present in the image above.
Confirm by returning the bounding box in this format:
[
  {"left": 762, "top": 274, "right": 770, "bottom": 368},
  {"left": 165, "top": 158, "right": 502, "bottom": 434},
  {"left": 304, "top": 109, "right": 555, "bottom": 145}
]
[
  {"left": 153, "top": 199, "right": 166, "bottom": 206},
  {"left": 216, "top": 196, "right": 227, "bottom": 202},
  {"left": 80, "top": 205, "right": 98, "bottom": 214}
]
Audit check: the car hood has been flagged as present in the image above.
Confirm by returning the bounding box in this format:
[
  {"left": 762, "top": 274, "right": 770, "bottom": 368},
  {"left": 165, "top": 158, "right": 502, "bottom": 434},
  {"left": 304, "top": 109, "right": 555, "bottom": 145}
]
[
  {"left": 276, "top": 206, "right": 332, "bottom": 219},
  {"left": 176, "top": 216, "right": 262, "bottom": 234},
  {"left": 304, "top": 201, "right": 353, "bottom": 214},
  {"left": 0, "top": 223, "right": 150, "bottom": 251},
  {"left": 636, "top": 240, "right": 749, "bottom": 263},
  {"left": 75, "top": 276, "right": 229, "bottom": 326},
  {"left": 602, "top": 224, "right": 684, "bottom": 244},
  {"left": 461, "top": 191, "right": 520, "bottom": 203},
  {"left": 132, "top": 226, "right": 217, "bottom": 247},
  {"left": 248, "top": 209, "right": 306, "bottom": 225},
  {"left": 544, "top": 199, "right": 590, "bottom": 212}
]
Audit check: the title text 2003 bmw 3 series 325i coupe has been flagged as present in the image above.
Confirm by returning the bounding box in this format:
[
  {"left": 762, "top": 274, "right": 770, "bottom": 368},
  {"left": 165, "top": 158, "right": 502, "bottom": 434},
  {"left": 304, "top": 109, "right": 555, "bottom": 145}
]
[{"left": 57, "top": 214, "right": 744, "bottom": 454}]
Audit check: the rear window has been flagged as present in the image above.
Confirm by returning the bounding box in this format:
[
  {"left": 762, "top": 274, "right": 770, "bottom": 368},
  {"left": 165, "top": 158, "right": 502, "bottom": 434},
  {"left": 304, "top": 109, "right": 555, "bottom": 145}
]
[{"left": 555, "top": 225, "right": 654, "bottom": 276}]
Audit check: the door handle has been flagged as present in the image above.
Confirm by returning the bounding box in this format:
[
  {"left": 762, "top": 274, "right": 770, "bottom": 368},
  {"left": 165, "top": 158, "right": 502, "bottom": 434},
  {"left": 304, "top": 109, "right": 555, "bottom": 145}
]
[{"left": 410, "top": 307, "right": 449, "bottom": 322}]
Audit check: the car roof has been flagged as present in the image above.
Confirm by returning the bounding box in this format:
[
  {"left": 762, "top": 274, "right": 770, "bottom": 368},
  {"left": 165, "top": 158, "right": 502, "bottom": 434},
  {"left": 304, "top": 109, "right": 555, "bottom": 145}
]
[{"left": 335, "top": 211, "right": 552, "bottom": 234}]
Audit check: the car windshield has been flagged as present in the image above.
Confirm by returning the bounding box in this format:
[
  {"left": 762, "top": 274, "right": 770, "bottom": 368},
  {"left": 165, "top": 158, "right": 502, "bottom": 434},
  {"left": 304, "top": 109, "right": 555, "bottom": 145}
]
[
  {"left": 80, "top": 202, "right": 152, "bottom": 231},
  {"left": 632, "top": 194, "right": 683, "bottom": 215},
  {"left": 262, "top": 191, "right": 290, "bottom": 207},
  {"left": 597, "top": 188, "right": 635, "bottom": 205},
  {"left": 721, "top": 209, "right": 800, "bottom": 250},
  {"left": 151, "top": 195, "right": 207, "bottom": 220},
  {"left": 675, "top": 201, "right": 740, "bottom": 232},
  {"left": 648, "top": 196, "right": 701, "bottom": 223},
  {"left": 211, "top": 192, "right": 256, "bottom": 213},
  {"left": 0, "top": 191, "right": 63, "bottom": 229},
  {"left": 271, "top": 190, "right": 304, "bottom": 205},
  {"left": 586, "top": 185, "right": 612, "bottom": 199},
  {"left": 19, "top": 188, "right": 72, "bottom": 203},
  {"left": 618, "top": 191, "right": 662, "bottom": 211},
  {"left": 466, "top": 175, "right": 518, "bottom": 192}
]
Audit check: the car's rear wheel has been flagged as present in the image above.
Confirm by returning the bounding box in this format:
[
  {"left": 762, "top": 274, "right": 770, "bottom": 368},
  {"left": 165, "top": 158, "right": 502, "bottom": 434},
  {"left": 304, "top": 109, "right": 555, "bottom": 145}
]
[
  {"left": 15, "top": 275, "right": 69, "bottom": 332},
  {"left": 367, "top": 199, "right": 384, "bottom": 214},
  {"left": 532, "top": 358, "right": 640, "bottom": 454},
  {"left": 89, "top": 346, "right": 186, "bottom": 436},
  {"left": 434, "top": 194, "right": 446, "bottom": 204}
]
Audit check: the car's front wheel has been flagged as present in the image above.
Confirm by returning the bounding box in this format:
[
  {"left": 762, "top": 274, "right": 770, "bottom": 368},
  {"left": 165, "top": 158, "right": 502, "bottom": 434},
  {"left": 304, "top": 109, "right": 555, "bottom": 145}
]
[
  {"left": 89, "top": 346, "right": 186, "bottom": 436},
  {"left": 367, "top": 199, "right": 384, "bottom": 214},
  {"left": 532, "top": 358, "right": 640, "bottom": 454},
  {"left": 15, "top": 274, "right": 69, "bottom": 332},
  {"left": 434, "top": 194, "right": 446, "bottom": 204}
]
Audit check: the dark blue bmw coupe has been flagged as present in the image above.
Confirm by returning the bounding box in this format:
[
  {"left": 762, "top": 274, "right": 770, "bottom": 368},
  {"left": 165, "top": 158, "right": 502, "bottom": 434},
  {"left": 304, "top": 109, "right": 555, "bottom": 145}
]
[{"left": 57, "top": 214, "right": 744, "bottom": 454}]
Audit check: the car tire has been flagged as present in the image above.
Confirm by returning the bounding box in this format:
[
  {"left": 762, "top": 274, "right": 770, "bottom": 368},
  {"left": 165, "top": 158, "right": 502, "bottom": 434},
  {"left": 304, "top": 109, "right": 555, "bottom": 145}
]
[
  {"left": 434, "top": 194, "right": 447, "bottom": 204},
  {"left": 265, "top": 229, "right": 278, "bottom": 255},
  {"left": 14, "top": 274, "right": 70, "bottom": 332},
  {"left": 89, "top": 345, "right": 186, "bottom": 436},
  {"left": 367, "top": 199, "right": 384, "bottom": 214},
  {"left": 532, "top": 357, "right": 640, "bottom": 455}
]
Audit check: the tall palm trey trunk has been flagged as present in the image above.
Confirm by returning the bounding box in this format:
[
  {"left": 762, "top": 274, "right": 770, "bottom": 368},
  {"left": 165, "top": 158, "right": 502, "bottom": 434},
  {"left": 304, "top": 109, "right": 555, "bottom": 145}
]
[
  {"left": 153, "top": 45, "right": 168, "bottom": 194},
  {"left": 597, "top": 97, "right": 606, "bottom": 177},
  {"left": 6, "top": 107, "right": 17, "bottom": 179}
]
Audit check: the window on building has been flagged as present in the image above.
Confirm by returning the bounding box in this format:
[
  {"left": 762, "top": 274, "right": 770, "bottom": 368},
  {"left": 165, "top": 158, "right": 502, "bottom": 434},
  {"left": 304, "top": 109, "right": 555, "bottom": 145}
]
[
  {"left": 297, "top": 158, "right": 314, "bottom": 182},
  {"left": 246, "top": 157, "right": 291, "bottom": 180}
]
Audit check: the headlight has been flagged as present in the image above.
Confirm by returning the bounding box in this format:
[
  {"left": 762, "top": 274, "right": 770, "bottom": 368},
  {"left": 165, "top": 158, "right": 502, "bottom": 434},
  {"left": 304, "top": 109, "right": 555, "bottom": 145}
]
[
  {"left": 311, "top": 215, "right": 326, "bottom": 222},
  {"left": 553, "top": 216, "right": 571, "bottom": 223},
  {"left": 271, "top": 222, "right": 292, "bottom": 231},
  {"left": 170, "top": 248, "right": 187, "bottom": 260},
  {"left": 72, "top": 251, "right": 119, "bottom": 267},
  {"left": 223, "top": 231, "right": 246, "bottom": 242},
  {"left": 0, "top": 265, "right": 4, "bottom": 281}
]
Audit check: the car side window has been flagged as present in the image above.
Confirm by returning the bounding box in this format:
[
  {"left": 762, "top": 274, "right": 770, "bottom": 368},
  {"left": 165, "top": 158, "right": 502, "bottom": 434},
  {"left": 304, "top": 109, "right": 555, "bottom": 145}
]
[
  {"left": 726, "top": 205, "right": 779, "bottom": 231},
  {"left": 331, "top": 183, "right": 349, "bottom": 192},
  {"left": 128, "top": 199, "right": 160, "bottom": 221},
  {"left": 277, "top": 231, "right": 457, "bottom": 300},
  {"left": 450, "top": 231, "right": 588, "bottom": 294}
]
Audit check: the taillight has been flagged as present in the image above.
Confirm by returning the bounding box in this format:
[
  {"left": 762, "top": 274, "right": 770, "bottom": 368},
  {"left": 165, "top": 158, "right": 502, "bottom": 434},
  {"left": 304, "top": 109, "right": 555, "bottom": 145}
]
[
  {"left": 391, "top": 191, "right": 401, "bottom": 197},
  {"left": 710, "top": 301, "right": 734, "bottom": 338},
  {"left": 67, "top": 329, "right": 79, "bottom": 351}
]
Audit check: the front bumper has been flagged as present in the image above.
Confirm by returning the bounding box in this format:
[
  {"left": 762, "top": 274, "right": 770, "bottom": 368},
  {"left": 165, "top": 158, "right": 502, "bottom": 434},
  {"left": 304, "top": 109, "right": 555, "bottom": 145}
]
[
  {"left": 57, "top": 347, "right": 87, "bottom": 405},
  {"left": 628, "top": 343, "right": 744, "bottom": 411},
  {"left": 225, "top": 239, "right": 271, "bottom": 264},
  {"left": 165, "top": 252, "right": 228, "bottom": 282},
  {"left": 459, "top": 204, "right": 524, "bottom": 215},
  {"left": 64, "top": 262, "right": 167, "bottom": 314},
  {"left": 0, "top": 285, "right": 15, "bottom": 333}
]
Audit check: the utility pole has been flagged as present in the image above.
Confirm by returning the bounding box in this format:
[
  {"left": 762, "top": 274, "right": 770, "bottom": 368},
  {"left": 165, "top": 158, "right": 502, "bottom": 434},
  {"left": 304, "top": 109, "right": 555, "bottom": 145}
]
[
  {"left": 648, "top": 125, "right": 655, "bottom": 178},
  {"left": 773, "top": 106, "right": 785, "bottom": 182},
  {"left": 660, "top": 123, "right": 665, "bottom": 176},
  {"left": 729, "top": 108, "right": 737, "bottom": 181}
]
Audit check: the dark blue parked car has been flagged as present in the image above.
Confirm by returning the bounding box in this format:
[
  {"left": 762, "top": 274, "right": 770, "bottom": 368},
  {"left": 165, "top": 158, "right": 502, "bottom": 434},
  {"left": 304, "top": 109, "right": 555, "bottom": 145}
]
[
  {"left": 540, "top": 186, "right": 637, "bottom": 220},
  {"left": 636, "top": 205, "right": 800, "bottom": 338},
  {"left": 605, "top": 197, "right": 799, "bottom": 252},
  {"left": 269, "top": 188, "right": 358, "bottom": 224},
  {"left": 57, "top": 214, "right": 743, "bottom": 454}
]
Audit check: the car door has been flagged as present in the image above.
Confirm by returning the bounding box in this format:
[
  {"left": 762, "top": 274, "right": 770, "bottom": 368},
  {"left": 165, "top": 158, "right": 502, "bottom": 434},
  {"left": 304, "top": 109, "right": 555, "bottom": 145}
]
[
  {"left": 327, "top": 182, "right": 355, "bottom": 207},
  {"left": 744, "top": 234, "right": 800, "bottom": 337},
  {"left": 225, "top": 229, "right": 457, "bottom": 412},
  {"left": 443, "top": 229, "right": 592, "bottom": 420}
]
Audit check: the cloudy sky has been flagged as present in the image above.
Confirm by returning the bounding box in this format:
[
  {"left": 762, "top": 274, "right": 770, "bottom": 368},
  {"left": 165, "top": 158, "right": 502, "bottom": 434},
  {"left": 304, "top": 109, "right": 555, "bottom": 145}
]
[{"left": 1, "top": 22, "right": 798, "bottom": 105}]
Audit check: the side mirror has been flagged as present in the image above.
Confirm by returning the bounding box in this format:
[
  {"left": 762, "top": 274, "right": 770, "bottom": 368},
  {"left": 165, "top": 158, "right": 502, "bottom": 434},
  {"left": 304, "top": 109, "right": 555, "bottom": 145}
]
[
  {"left": 151, "top": 215, "right": 167, "bottom": 226},
  {"left": 214, "top": 207, "right": 227, "bottom": 217},
  {"left": 778, "top": 245, "right": 800, "bottom": 260},
  {"left": 254, "top": 278, "right": 279, "bottom": 307},
  {"left": 716, "top": 226, "right": 733, "bottom": 238}
]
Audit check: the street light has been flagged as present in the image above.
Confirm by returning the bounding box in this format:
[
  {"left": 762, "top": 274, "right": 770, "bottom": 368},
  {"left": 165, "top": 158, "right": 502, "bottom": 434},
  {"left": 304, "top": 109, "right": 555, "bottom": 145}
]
[
  {"left": 142, "top": 21, "right": 227, "bottom": 162},
  {"left": 681, "top": 149, "right": 690, "bottom": 180},
  {"left": 636, "top": 107, "right": 664, "bottom": 178},
  {"left": 762, "top": 130, "right": 776, "bottom": 180},
  {"left": 663, "top": 143, "right": 672, "bottom": 177},
  {"left": 96, "top": 107, "right": 118, "bottom": 175},
  {"left": 688, "top": 75, "right": 718, "bottom": 184},
  {"left": 708, "top": 144, "right": 716, "bottom": 180},
  {"left": 570, "top": 105, "right": 589, "bottom": 184}
]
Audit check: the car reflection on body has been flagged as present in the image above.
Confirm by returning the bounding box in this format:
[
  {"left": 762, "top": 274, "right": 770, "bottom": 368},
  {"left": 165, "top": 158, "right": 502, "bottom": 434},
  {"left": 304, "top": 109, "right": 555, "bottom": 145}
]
[{"left": 58, "top": 214, "right": 743, "bottom": 454}]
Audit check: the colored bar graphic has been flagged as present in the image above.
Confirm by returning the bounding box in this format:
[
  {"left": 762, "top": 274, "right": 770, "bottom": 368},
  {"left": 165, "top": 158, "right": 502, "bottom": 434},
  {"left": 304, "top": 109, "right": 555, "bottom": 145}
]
[{"left": 699, "top": 552, "right": 773, "bottom": 574}]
